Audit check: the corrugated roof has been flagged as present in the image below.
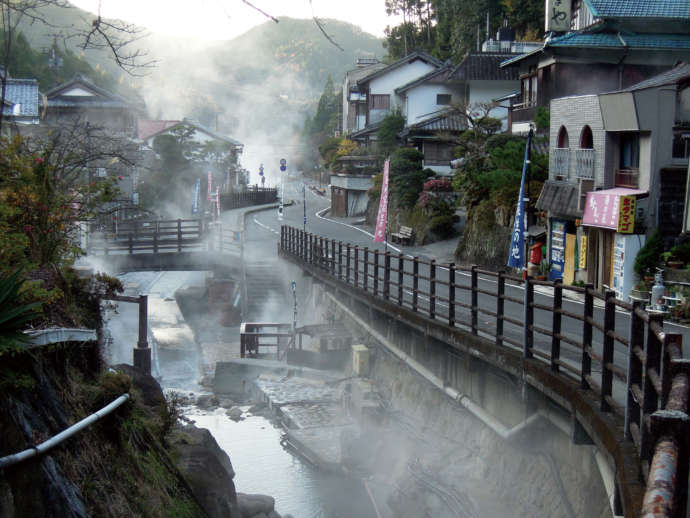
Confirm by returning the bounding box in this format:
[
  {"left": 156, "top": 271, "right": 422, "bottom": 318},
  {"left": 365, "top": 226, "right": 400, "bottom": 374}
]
[
  {"left": 450, "top": 53, "right": 520, "bottom": 81},
  {"left": 585, "top": 0, "right": 690, "bottom": 19},
  {"left": 2, "top": 78, "right": 39, "bottom": 117},
  {"left": 536, "top": 180, "right": 582, "bottom": 218}
]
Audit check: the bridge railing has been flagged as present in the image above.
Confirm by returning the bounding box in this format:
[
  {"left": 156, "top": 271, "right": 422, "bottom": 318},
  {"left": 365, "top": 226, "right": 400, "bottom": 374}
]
[
  {"left": 220, "top": 187, "right": 278, "bottom": 211},
  {"left": 86, "top": 218, "right": 242, "bottom": 256},
  {"left": 240, "top": 322, "right": 293, "bottom": 358},
  {"left": 279, "top": 225, "right": 690, "bottom": 517}
]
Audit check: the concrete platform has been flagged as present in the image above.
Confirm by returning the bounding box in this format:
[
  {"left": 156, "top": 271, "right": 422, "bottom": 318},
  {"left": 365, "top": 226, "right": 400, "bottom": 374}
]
[{"left": 284, "top": 425, "right": 357, "bottom": 471}]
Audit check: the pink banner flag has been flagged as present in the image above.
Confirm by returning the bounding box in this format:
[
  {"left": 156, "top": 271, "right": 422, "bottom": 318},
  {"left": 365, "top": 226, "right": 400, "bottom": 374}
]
[
  {"left": 373, "top": 159, "right": 390, "bottom": 243},
  {"left": 207, "top": 172, "right": 212, "bottom": 201},
  {"left": 216, "top": 189, "right": 221, "bottom": 218}
]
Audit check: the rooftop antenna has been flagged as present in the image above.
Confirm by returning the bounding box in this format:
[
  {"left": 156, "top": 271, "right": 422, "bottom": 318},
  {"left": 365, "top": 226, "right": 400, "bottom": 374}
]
[
  {"left": 486, "top": 12, "right": 490, "bottom": 40},
  {"left": 477, "top": 25, "right": 481, "bottom": 52}
]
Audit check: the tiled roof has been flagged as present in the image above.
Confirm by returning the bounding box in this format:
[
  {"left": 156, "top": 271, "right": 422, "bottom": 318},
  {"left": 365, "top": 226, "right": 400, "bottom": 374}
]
[
  {"left": 401, "top": 110, "right": 467, "bottom": 136},
  {"left": 536, "top": 180, "right": 582, "bottom": 218},
  {"left": 450, "top": 53, "right": 520, "bottom": 81},
  {"left": 1, "top": 78, "right": 39, "bottom": 117},
  {"left": 350, "top": 121, "right": 383, "bottom": 139},
  {"left": 45, "top": 74, "right": 132, "bottom": 109},
  {"left": 615, "top": 62, "right": 690, "bottom": 92},
  {"left": 138, "top": 119, "right": 180, "bottom": 140},
  {"left": 345, "top": 62, "right": 387, "bottom": 85},
  {"left": 584, "top": 0, "right": 690, "bottom": 19},
  {"left": 548, "top": 32, "right": 690, "bottom": 49}
]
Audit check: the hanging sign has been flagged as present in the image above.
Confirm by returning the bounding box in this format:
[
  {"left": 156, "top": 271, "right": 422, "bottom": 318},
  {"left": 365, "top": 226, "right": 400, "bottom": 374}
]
[
  {"left": 545, "top": 0, "right": 571, "bottom": 33},
  {"left": 579, "top": 235, "right": 588, "bottom": 269},
  {"left": 617, "top": 195, "right": 636, "bottom": 233}
]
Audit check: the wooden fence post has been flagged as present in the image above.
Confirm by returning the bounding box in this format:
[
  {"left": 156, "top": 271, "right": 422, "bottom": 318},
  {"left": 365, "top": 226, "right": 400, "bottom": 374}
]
[
  {"left": 601, "top": 289, "right": 616, "bottom": 412},
  {"left": 354, "top": 246, "right": 359, "bottom": 288},
  {"left": 177, "top": 219, "right": 182, "bottom": 252},
  {"left": 496, "top": 271, "right": 505, "bottom": 347},
  {"left": 429, "top": 259, "right": 436, "bottom": 320},
  {"left": 338, "top": 241, "right": 343, "bottom": 281},
  {"left": 471, "top": 265, "right": 478, "bottom": 335},
  {"left": 398, "top": 253, "right": 404, "bottom": 306},
  {"left": 581, "top": 283, "right": 594, "bottom": 389},
  {"left": 363, "top": 247, "right": 369, "bottom": 292},
  {"left": 523, "top": 276, "right": 533, "bottom": 358},
  {"left": 551, "top": 279, "right": 562, "bottom": 372},
  {"left": 448, "top": 263, "right": 455, "bottom": 327},
  {"left": 640, "top": 313, "right": 663, "bottom": 464},
  {"left": 384, "top": 252, "right": 390, "bottom": 300},
  {"left": 330, "top": 239, "right": 336, "bottom": 275},
  {"left": 153, "top": 232, "right": 159, "bottom": 254},
  {"left": 374, "top": 250, "right": 380, "bottom": 296},
  {"left": 346, "top": 244, "right": 351, "bottom": 284},
  {"left": 412, "top": 257, "right": 419, "bottom": 312},
  {"left": 625, "top": 301, "right": 644, "bottom": 442}
]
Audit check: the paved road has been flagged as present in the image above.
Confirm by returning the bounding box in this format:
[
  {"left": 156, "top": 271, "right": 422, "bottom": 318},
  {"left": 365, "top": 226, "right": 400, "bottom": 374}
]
[{"left": 247, "top": 179, "right": 690, "bottom": 396}]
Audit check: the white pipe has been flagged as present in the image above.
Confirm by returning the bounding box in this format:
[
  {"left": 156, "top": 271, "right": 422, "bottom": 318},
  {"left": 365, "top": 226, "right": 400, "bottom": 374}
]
[
  {"left": 0, "top": 393, "right": 130, "bottom": 469},
  {"left": 27, "top": 328, "right": 97, "bottom": 347},
  {"left": 595, "top": 449, "right": 624, "bottom": 517}
]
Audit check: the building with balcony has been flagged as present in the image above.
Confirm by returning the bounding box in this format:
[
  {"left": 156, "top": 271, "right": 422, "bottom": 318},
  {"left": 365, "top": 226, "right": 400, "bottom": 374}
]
[
  {"left": 501, "top": 0, "right": 690, "bottom": 134},
  {"left": 537, "top": 62, "right": 690, "bottom": 296}
]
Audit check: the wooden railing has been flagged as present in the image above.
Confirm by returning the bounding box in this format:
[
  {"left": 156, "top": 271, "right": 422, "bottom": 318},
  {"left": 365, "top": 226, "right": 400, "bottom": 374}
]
[
  {"left": 86, "top": 218, "right": 241, "bottom": 256},
  {"left": 279, "top": 225, "right": 690, "bottom": 517},
  {"left": 616, "top": 168, "right": 639, "bottom": 188}
]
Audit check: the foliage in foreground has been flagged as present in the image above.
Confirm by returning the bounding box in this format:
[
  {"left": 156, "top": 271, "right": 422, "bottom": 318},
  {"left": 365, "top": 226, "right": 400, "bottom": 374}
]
[{"left": 0, "top": 270, "right": 41, "bottom": 354}]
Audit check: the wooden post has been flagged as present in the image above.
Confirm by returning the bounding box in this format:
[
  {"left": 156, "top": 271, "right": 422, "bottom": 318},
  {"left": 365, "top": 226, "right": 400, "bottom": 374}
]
[
  {"left": 471, "top": 265, "right": 478, "bottom": 335},
  {"left": 346, "top": 244, "right": 351, "bottom": 284},
  {"left": 330, "top": 239, "right": 336, "bottom": 275},
  {"left": 551, "top": 279, "right": 562, "bottom": 372},
  {"left": 601, "top": 289, "right": 616, "bottom": 412},
  {"left": 640, "top": 313, "right": 663, "bottom": 463},
  {"left": 625, "top": 301, "right": 644, "bottom": 441},
  {"left": 581, "top": 284, "right": 594, "bottom": 389},
  {"left": 496, "top": 271, "right": 505, "bottom": 347},
  {"left": 133, "top": 295, "right": 151, "bottom": 374},
  {"left": 398, "top": 253, "right": 404, "bottom": 306},
  {"left": 338, "top": 241, "right": 343, "bottom": 280},
  {"left": 354, "top": 246, "right": 359, "bottom": 288},
  {"left": 448, "top": 263, "right": 455, "bottom": 327},
  {"left": 363, "top": 247, "right": 369, "bottom": 292},
  {"left": 374, "top": 250, "right": 380, "bottom": 296},
  {"left": 177, "top": 219, "right": 182, "bottom": 252},
  {"left": 429, "top": 259, "right": 436, "bottom": 320},
  {"left": 384, "top": 252, "right": 391, "bottom": 300},
  {"left": 523, "top": 276, "right": 533, "bottom": 358},
  {"left": 412, "top": 257, "right": 419, "bottom": 312}
]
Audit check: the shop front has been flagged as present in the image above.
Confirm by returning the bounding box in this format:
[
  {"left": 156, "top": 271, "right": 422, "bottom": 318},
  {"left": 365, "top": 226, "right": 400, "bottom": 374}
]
[{"left": 581, "top": 188, "right": 646, "bottom": 299}]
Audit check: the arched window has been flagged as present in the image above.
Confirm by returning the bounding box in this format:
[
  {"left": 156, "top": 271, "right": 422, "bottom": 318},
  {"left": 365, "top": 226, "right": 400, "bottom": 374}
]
[
  {"left": 557, "top": 126, "right": 569, "bottom": 148},
  {"left": 580, "top": 125, "right": 593, "bottom": 149}
]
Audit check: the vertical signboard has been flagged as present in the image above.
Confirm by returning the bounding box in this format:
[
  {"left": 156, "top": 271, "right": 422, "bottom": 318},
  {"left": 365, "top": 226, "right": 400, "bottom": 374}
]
[
  {"left": 545, "top": 0, "right": 571, "bottom": 32},
  {"left": 616, "top": 195, "right": 636, "bottom": 233},
  {"left": 549, "top": 219, "right": 566, "bottom": 280}
]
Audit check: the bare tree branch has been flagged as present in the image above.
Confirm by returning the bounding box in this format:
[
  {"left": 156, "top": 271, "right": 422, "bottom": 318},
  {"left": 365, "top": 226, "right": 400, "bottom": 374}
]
[
  {"left": 309, "top": 1, "right": 344, "bottom": 51},
  {"left": 240, "top": 0, "right": 279, "bottom": 23}
]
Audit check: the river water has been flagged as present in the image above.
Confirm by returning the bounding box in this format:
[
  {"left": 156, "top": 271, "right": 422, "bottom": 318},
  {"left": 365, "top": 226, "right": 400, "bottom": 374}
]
[{"left": 104, "top": 271, "right": 378, "bottom": 518}]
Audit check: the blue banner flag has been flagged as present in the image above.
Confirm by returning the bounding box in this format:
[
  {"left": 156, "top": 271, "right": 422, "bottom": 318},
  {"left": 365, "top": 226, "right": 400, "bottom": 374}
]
[{"left": 507, "top": 130, "right": 533, "bottom": 269}]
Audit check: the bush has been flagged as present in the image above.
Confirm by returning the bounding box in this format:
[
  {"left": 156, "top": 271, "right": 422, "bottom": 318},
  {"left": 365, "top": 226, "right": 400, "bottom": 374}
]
[
  {"left": 428, "top": 214, "right": 456, "bottom": 240},
  {"left": 634, "top": 229, "right": 664, "bottom": 278},
  {"left": 670, "top": 241, "right": 690, "bottom": 263}
]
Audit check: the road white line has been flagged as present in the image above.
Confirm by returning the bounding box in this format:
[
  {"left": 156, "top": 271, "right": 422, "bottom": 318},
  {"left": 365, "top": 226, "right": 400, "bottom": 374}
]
[
  {"left": 314, "top": 207, "right": 402, "bottom": 253},
  {"left": 252, "top": 217, "right": 279, "bottom": 235}
]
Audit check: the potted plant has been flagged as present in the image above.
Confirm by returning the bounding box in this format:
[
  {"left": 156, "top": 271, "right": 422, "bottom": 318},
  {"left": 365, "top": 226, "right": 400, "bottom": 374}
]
[
  {"left": 631, "top": 281, "right": 650, "bottom": 303},
  {"left": 634, "top": 229, "right": 664, "bottom": 281},
  {"left": 535, "top": 259, "right": 549, "bottom": 281}
]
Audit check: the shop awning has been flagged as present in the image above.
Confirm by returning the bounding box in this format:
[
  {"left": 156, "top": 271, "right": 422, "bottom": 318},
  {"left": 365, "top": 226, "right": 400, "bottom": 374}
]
[
  {"left": 582, "top": 188, "right": 647, "bottom": 233},
  {"left": 535, "top": 180, "right": 581, "bottom": 218}
]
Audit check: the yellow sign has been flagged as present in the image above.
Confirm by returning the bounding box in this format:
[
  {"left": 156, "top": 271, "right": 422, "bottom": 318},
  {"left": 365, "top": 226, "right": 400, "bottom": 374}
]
[
  {"left": 617, "top": 195, "right": 636, "bottom": 233},
  {"left": 579, "top": 235, "right": 587, "bottom": 269}
]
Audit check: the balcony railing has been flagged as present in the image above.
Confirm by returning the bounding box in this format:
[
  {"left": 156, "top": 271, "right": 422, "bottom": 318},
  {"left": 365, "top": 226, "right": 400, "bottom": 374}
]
[
  {"left": 551, "top": 148, "right": 570, "bottom": 180},
  {"left": 575, "top": 149, "right": 595, "bottom": 179},
  {"left": 511, "top": 105, "right": 537, "bottom": 124},
  {"left": 615, "top": 168, "right": 639, "bottom": 188}
]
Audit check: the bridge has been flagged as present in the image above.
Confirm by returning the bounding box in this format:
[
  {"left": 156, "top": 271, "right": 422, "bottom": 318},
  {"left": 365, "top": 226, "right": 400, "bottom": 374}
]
[
  {"left": 278, "top": 225, "right": 689, "bottom": 518},
  {"left": 86, "top": 218, "right": 242, "bottom": 273}
]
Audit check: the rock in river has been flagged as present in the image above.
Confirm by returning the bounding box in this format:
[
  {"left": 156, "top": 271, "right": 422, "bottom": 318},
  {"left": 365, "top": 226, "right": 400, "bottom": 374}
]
[
  {"left": 237, "top": 493, "right": 275, "bottom": 517},
  {"left": 227, "top": 406, "right": 243, "bottom": 420}
]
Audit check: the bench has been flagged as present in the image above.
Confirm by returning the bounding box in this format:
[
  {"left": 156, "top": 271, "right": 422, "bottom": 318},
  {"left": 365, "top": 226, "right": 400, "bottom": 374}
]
[{"left": 391, "top": 226, "right": 414, "bottom": 245}]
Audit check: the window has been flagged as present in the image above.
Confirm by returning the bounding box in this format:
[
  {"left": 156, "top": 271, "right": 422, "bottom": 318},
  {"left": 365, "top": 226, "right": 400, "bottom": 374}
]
[
  {"left": 423, "top": 142, "right": 453, "bottom": 165},
  {"left": 520, "top": 66, "right": 538, "bottom": 107},
  {"left": 580, "top": 125, "right": 593, "bottom": 149},
  {"left": 620, "top": 133, "right": 639, "bottom": 169},
  {"left": 436, "top": 94, "right": 451, "bottom": 105},
  {"left": 370, "top": 94, "right": 390, "bottom": 110},
  {"left": 557, "top": 126, "right": 569, "bottom": 148}
]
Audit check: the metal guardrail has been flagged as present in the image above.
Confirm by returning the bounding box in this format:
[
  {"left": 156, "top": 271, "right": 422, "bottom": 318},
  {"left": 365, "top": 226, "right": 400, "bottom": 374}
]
[
  {"left": 279, "top": 225, "right": 690, "bottom": 518},
  {"left": 239, "top": 322, "right": 293, "bottom": 358}
]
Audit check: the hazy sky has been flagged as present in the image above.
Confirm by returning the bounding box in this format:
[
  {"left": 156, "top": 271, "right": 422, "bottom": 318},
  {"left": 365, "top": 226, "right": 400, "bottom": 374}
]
[{"left": 70, "top": 0, "right": 398, "bottom": 40}]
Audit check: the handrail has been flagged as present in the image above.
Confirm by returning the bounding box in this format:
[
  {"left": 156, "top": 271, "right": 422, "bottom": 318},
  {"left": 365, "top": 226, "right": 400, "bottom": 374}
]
[
  {"left": 278, "top": 225, "right": 690, "bottom": 518},
  {"left": 0, "top": 394, "right": 130, "bottom": 469}
]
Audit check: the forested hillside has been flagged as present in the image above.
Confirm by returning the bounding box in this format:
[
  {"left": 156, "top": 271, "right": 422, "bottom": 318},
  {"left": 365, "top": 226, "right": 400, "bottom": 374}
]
[{"left": 383, "top": 0, "right": 545, "bottom": 61}]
